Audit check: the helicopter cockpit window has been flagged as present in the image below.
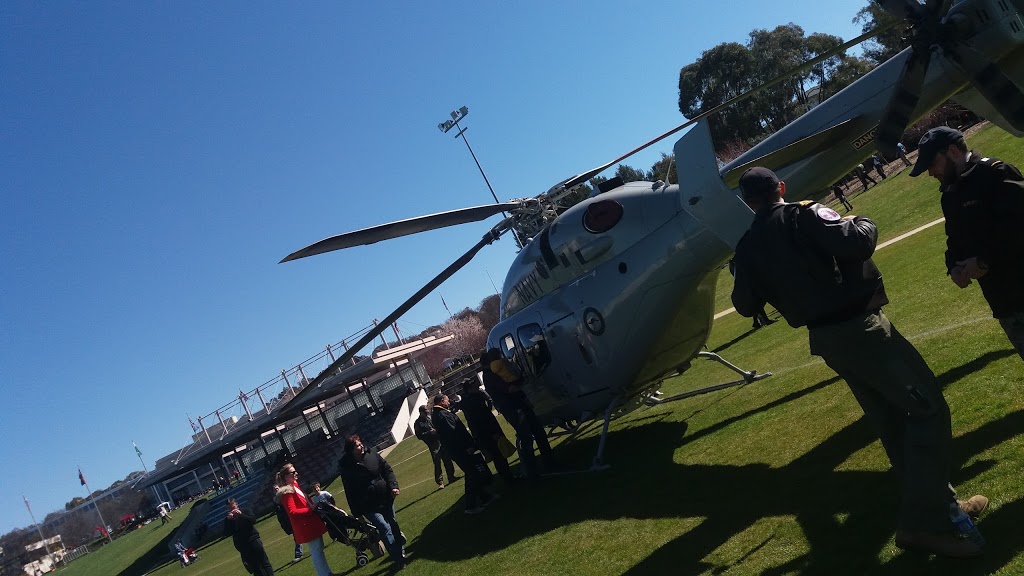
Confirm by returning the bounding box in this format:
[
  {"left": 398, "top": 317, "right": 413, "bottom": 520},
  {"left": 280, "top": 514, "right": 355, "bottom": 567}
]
[
  {"left": 516, "top": 323, "right": 551, "bottom": 376},
  {"left": 500, "top": 334, "right": 517, "bottom": 359},
  {"left": 499, "top": 333, "right": 526, "bottom": 372}
]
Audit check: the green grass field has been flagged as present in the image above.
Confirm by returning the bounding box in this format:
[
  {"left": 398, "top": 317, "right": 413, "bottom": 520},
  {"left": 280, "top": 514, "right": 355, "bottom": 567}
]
[{"left": 58, "top": 123, "right": 1023, "bottom": 576}]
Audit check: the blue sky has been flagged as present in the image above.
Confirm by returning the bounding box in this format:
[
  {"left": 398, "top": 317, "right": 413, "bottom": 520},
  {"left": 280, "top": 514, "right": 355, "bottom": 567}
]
[{"left": 1, "top": 0, "right": 868, "bottom": 533}]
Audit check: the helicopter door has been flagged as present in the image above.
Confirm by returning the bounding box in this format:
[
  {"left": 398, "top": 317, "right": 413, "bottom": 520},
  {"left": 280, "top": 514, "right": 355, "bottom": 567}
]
[{"left": 534, "top": 313, "right": 601, "bottom": 403}]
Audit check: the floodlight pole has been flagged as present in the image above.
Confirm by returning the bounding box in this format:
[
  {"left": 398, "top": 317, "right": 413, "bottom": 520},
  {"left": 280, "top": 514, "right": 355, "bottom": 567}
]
[
  {"left": 439, "top": 106, "right": 500, "bottom": 205},
  {"left": 438, "top": 106, "right": 523, "bottom": 247}
]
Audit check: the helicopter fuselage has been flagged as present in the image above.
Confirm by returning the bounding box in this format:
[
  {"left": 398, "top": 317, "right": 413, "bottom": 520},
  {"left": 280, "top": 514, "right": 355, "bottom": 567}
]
[{"left": 488, "top": 180, "right": 735, "bottom": 424}]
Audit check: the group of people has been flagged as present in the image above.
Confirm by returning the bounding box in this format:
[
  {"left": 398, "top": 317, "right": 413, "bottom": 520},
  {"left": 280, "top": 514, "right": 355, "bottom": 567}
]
[
  {"left": 730, "top": 126, "right": 1022, "bottom": 559},
  {"left": 223, "top": 436, "right": 409, "bottom": 575},
  {"left": 412, "top": 348, "right": 558, "bottom": 514},
  {"left": 843, "top": 145, "right": 914, "bottom": 196}
]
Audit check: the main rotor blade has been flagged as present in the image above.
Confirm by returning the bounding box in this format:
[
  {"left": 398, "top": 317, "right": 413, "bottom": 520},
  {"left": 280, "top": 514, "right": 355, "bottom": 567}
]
[
  {"left": 945, "top": 43, "right": 1024, "bottom": 131},
  {"left": 875, "top": 48, "right": 931, "bottom": 158},
  {"left": 559, "top": 21, "right": 900, "bottom": 190},
  {"left": 283, "top": 224, "right": 510, "bottom": 403},
  {"left": 281, "top": 202, "right": 521, "bottom": 262}
]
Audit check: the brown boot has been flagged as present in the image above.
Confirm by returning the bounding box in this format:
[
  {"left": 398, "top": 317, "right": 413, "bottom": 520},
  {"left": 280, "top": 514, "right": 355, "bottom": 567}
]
[
  {"left": 895, "top": 530, "right": 983, "bottom": 558},
  {"left": 958, "top": 495, "right": 989, "bottom": 519}
]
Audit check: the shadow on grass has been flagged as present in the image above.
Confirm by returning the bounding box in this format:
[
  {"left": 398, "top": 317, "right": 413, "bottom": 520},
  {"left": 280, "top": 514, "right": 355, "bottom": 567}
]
[
  {"left": 709, "top": 310, "right": 781, "bottom": 354},
  {"left": 113, "top": 524, "right": 181, "bottom": 576},
  {"left": 935, "top": 348, "right": 1018, "bottom": 389},
  {"left": 410, "top": 392, "right": 1024, "bottom": 574}
]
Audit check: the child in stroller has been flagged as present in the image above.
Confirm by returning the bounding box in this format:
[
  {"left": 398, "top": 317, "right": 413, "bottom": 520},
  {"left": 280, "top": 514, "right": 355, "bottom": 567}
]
[
  {"left": 173, "top": 540, "right": 199, "bottom": 567},
  {"left": 316, "top": 502, "right": 386, "bottom": 568}
]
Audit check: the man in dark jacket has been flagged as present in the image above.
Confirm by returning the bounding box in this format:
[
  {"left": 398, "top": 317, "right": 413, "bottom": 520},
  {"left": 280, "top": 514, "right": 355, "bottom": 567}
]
[
  {"left": 731, "top": 166, "right": 987, "bottom": 559},
  {"left": 224, "top": 498, "right": 274, "bottom": 576},
  {"left": 414, "top": 405, "right": 457, "bottom": 488},
  {"left": 481, "top": 349, "right": 555, "bottom": 479},
  {"left": 460, "top": 378, "right": 516, "bottom": 482},
  {"left": 910, "top": 126, "right": 1024, "bottom": 360},
  {"left": 339, "top": 435, "right": 405, "bottom": 568},
  {"left": 432, "top": 394, "right": 497, "bottom": 514}
]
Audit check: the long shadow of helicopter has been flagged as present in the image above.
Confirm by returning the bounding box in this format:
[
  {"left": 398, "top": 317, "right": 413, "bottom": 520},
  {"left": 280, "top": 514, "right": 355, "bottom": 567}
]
[{"left": 402, "top": 353, "right": 1024, "bottom": 574}]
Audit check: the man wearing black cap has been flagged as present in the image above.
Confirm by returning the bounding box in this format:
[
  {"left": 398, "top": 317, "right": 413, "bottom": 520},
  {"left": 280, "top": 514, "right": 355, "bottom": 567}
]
[
  {"left": 910, "top": 126, "right": 1024, "bottom": 361},
  {"left": 730, "top": 166, "right": 987, "bottom": 558}
]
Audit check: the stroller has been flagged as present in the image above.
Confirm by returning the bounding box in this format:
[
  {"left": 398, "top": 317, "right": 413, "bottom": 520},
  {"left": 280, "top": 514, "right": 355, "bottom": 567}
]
[
  {"left": 317, "top": 503, "right": 386, "bottom": 568},
  {"left": 174, "top": 543, "right": 199, "bottom": 567}
]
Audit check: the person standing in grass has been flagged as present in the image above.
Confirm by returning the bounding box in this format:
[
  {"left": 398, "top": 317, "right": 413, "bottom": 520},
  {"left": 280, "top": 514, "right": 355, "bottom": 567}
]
[
  {"left": 852, "top": 163, "right": 877, "bottom": 190},
  {"left": 897, "top": 142, "right": 912, "bottom": 167},
  {"left": 910, "top": 126, "right": 1024, "bottom": 361},
  {"left": 224, "top": 497, "right": 274, "bottom": 576},
  {"left": 414, "top": 404, "right": 458, "bottom": 489},
  {"left": 831, "top": 183, "right": 854, "bottom": 213},
  {"left": 275, "top": 464, "right": 336, "bottom": 576},
  {"left": 339, "top": 435, "right": 407, "bottom": 569},
  {"left": 730, "top": 166, "right": 988, "bottom": 559},
  {"left": 459, "top": 377, "right": 517, "bottom": 483},
  {"left": 272, "top": 483, "right": 303, "bottom": 563},
  {"left": 432, "top": 393, "right": 498, "bottom": 515}
]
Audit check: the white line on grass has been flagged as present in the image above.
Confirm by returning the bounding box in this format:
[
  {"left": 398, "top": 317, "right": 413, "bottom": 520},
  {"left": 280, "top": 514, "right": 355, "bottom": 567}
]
[
  {"left": 713, "top": 217, "right": 947, "bottom": 320},
  {"left": 760, "top": 315, "right": 993, "bottom": 379}
]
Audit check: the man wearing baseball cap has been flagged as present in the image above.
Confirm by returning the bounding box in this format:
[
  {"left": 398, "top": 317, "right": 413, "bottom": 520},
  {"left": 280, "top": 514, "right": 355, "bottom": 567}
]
[
  {"left": 731, "top": 166, "right": 987, "bottom": 558},
  {"left": 911, "top": 126, "right": 1024, "bottom": 361}
]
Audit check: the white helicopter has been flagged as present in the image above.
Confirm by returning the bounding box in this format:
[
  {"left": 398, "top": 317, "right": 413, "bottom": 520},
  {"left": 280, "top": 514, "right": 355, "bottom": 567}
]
[{"left": 282, "top": 0, "right": 1024, "bottom": 467}]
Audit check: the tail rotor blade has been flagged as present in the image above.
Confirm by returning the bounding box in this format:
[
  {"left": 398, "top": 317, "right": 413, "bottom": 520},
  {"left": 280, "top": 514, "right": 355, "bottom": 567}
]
[
  {"left": 946, "top": 43, "right": 1024, "bottom": 131},
  {"left": 876, "top": 49, "right": 931, "bottom": 158}
]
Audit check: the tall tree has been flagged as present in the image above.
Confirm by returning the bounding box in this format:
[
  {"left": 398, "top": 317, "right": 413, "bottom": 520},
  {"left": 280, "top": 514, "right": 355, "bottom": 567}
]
[
  {"left": 748, "top": 24, "right": 807, "bottom": 130},
  {"left": 802, "top": 32, "right": 873, "bottom": 105},
  {"left": 646, "top": 153, "right": 677, "bottom": 184},
  {"left": 477, "top": 294, "right": 501, "bottom": 332},
  {"left": 678, "top": 20, "right": 877, "bottom": 151},
  {"left": 615, "top": 163, "right": 648, "bottom": 183},
  {"left": 678, "top": 42, "right": 760, "bottom": 146},
  {"left": 854, "top": 3, "right": 904, "bottom": 64}
]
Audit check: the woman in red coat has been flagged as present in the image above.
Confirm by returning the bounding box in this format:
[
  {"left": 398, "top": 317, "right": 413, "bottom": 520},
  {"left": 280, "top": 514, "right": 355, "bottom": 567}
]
[{"left": 274, "top": 464, "right": 335, "bottom": 576}]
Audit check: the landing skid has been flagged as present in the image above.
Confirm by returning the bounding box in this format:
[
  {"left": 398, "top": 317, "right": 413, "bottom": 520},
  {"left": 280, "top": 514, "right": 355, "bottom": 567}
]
[
  {"left": 548, "top": 353, "right": 771, "bottom": 474},
  {"left": 644, "top": 351, "right": 772, "bottom": 406},
  {"left": 587, "top": 352, "right": 770, "bottom": 471}
]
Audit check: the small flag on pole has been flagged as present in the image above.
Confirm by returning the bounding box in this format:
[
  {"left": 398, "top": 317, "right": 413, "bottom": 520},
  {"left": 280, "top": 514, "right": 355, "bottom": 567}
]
[
  {"left": 134, "top": 442, "right": 142, "bottom": 458},
  {"left": 78, "top": 467, "right": 86, "bottom": 486},
  {"left": 441, "top": 294, "right": 452, "bottom": 317},
  {"left": 188, "top": 415, "right": 198, "bottom": 432},
  {"left": 24, "top": 495, "right": 31, "bottom": 514}
]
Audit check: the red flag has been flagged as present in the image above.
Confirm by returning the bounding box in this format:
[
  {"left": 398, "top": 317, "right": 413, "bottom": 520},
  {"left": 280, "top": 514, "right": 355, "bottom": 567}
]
[{"left": 78, "top": 467, "right": 86, "bottom": 486}]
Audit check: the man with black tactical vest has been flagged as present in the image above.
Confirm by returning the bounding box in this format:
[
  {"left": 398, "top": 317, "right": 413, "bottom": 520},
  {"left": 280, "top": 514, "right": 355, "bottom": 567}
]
[
  {"left": 910, "top": 126, "right": 1024, "bottom": 361},
  {"left": 730, "top": 166, "right": 988, "bottom": 559}
]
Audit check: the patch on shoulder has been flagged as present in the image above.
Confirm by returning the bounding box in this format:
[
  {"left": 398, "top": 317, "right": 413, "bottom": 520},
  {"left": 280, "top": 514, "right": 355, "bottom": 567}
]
[
  {"left": 798, "top": 200, "right": 814, "bottom": 206},
  {"left": 815, "top": 206, "right": 842, "bottom": 222}
]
